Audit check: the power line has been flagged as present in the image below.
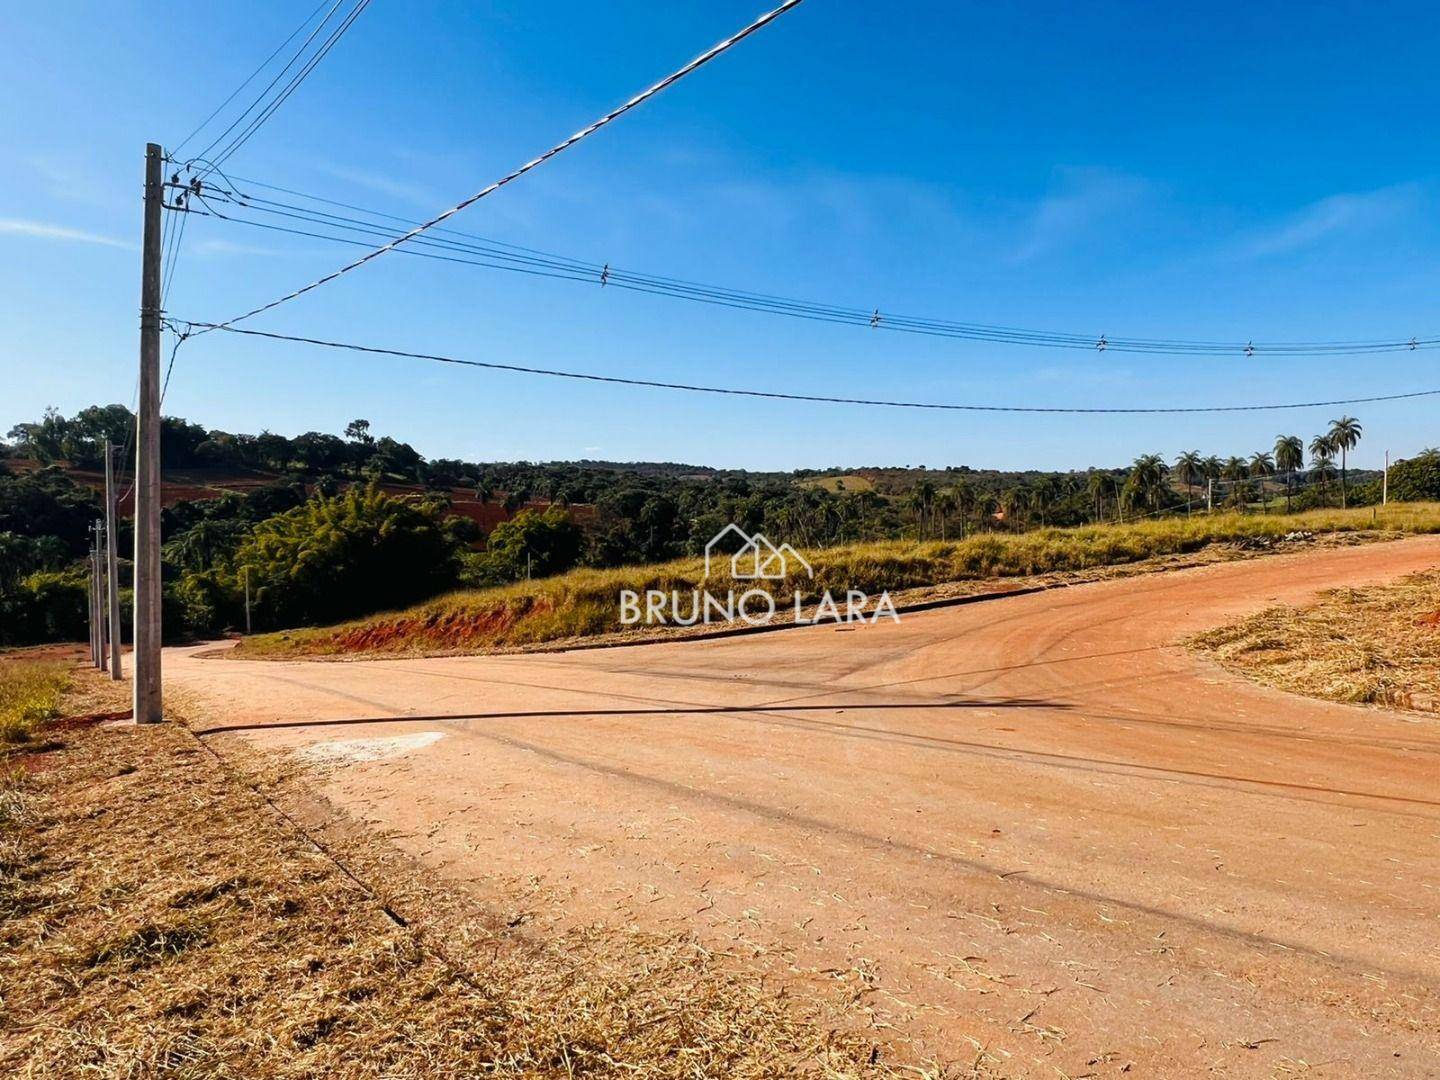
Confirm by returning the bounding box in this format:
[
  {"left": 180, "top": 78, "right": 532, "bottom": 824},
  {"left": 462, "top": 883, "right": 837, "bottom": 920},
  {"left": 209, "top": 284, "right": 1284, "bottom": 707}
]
[
  {"left": 195, "top": 173, "right": 1440, "bottom": 358},
  {"left": 204, "top": 0, "right": 373, "bottom": 174},
  {"left": 170, "top": 320, "right": 1440, "bottom": 414},
  {"left": 171, "top": 0, "right": 338, "bottom": 156},
  {"left": 161, "top": 198, "right": 189, "bottom": 304},
  {"left": 201, "top": 0, "right": 807, "bottom": 333},
  {"left": 186, "top": 0, "right": 357, "bottom": 174}
]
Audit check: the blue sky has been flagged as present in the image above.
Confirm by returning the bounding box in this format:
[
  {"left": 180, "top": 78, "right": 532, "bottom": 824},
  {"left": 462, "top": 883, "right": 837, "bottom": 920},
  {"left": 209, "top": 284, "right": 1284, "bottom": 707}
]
[{"left": 3, "top": 0, "right": 1437, "bottom": 471}]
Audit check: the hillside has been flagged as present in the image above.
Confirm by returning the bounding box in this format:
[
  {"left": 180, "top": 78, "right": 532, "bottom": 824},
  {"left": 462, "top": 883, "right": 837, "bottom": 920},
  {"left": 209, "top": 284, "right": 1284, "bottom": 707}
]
[{"left": 236, "top": 504, "right": 1440, "bottom": 659}]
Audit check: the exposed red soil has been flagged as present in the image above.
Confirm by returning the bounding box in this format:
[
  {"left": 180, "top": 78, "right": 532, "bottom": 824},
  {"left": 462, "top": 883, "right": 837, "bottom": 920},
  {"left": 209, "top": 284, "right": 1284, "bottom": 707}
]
[
  {"left": 168, "top": 536, "right": 1440, "bottom": 1077},
  {"left": 324, "top": 597, "right": 557, "bottom": 653}
]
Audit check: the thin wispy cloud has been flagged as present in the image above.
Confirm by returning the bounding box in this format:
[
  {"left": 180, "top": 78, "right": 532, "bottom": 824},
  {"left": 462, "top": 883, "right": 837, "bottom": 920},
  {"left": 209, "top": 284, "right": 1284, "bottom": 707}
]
[
  {"left": 0, "top": 217, "right": 132, "bottom": 249},
  {"left": 192, "top": 238, "right": 290, "bottom": 258},
  {"left": 1010, "top": 168, "right": 1153, "bottom": 264},
  {"left": 24, "top": 155, "right": 111, "bottom": 205},
  {"left": 1237, "top": 183, "right": 1424, "bottom": 258},
  {"left": 312, "top": 162, "right": 439, "bottom": 207}
]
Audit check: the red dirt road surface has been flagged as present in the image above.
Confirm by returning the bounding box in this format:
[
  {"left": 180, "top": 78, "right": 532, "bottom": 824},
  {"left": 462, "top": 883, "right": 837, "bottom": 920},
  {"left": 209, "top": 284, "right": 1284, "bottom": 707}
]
[{"left": 166, "top": 538, "right": 1440, "bottom": 1077}]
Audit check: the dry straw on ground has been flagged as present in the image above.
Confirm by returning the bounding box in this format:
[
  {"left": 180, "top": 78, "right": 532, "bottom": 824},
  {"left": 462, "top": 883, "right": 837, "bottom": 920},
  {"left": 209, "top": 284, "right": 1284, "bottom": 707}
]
[
  {"left": 0, "top": 668, "right": 976, "bottom": 1078},
  {"left": 1191, "top": 568, "right": 1440, "bottom": 712}
]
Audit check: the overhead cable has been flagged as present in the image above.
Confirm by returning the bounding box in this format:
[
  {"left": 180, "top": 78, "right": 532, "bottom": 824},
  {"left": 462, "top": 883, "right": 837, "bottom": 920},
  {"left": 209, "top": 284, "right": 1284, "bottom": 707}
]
[
  {"left": 171, "top": 0, "right": 338, "bottom": 156},
  {"left": 202, "top": 0, "right": 373, "bottom": 174},
  {"left": 194, "top": 175, "right": 1439, "bottom": 357},
  {"left": 201, "top": 0, "right": 807, "bottom": 333},
  {"left": 170, "top": 320, "right": 1440, "bottom": 414}
]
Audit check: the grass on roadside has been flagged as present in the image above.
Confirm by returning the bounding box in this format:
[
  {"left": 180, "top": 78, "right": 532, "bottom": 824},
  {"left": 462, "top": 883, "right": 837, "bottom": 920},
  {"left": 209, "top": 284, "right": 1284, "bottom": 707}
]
[
  {"left": 1191, "top": 568, "right": 1440, "bottom": 712},
  {"left": 0, "top": 659, "right": 70, "bottom": 743},
  {"left": 240, "top": 503, "right": 1440, "bottom": 659}
]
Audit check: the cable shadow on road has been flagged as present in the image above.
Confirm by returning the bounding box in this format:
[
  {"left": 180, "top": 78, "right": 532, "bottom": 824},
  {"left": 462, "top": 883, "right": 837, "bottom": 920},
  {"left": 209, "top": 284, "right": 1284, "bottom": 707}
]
[{"left": 190, "top": 696, "right": 1066, "bottom": 737}]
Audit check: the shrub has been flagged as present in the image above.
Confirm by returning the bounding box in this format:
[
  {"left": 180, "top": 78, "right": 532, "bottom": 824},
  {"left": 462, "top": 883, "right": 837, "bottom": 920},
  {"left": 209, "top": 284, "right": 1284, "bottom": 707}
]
[
  {"left": 230, "top": 484, "right": 461, "bottom": 629},
  {"left": 1383, "top": 450, "right": 1440, "bottom": 503}
]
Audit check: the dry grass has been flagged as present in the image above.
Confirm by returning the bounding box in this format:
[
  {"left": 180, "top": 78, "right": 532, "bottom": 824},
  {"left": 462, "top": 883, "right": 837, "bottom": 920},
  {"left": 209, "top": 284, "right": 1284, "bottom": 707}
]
[
  {"left": 1191, "top": 568, "right": 1440, "bottom": 712},
  {"left": 0, "top": 659, "right": 70, "bottom": 743},
  {"left": 0, "top": 667, "right": 968, "bottom": 1078},
  {"left": 240, "top": 503, "right": 1440, "bottom": 659},
  {"left": 796, "top": 474, "right": 875, "bottom": 493}
]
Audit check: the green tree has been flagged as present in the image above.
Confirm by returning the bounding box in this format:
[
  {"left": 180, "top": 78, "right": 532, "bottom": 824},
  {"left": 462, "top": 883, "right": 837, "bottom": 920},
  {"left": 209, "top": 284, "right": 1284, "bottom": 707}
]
[
  {"left": 1221, "top": 455, "right": 1249, "bottom": 510},
  {"left": 1248, "top": 452, "right": 1275, "bottom": 513},
  {"left": 473, "top": 507, "right": 583, "bottom": 583},
  {"left": 1274, "top": 435, "right": 1304, "bottom": 512},
  {"left": 231, "top": 485, "right": 460, "bottom": 629},
  {"left": 1309, "top": 437, "right": 1337, "bottom": 507},
  {"left": 1125, "top": 453, "right": 1170, "bottom": 515},
  {"left": 1173, "top": 451, "right": 1203, "bottom": 515},
  {"left": 1326, "top": 416, "right": 1363, "bottom": 508}
]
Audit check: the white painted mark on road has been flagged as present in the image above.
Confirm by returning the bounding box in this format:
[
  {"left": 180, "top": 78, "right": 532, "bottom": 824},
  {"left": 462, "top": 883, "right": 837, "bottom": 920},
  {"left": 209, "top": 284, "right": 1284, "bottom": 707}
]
[{"left": 295, "top": 731, "right": 445, "bottom": 766}]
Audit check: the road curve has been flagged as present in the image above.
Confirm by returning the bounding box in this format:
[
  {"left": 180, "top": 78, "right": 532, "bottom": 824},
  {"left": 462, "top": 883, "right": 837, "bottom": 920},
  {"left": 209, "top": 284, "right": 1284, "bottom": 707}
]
[{"left": 165, "top": 537, "right": 1440, "bottom": 1077}]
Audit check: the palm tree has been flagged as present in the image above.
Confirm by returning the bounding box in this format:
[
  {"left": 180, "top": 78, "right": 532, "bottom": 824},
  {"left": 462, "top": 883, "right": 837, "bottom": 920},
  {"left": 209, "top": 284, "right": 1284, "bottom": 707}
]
[
  {"left": 998, "top": 487, "right": 1027, "bottom": 531},
  {"left": 934, "top": 488, "right": 956, "bottom": 540},
  {"left": 1173, "top": 451, "right": 1203, "bottom": 515},
  {"left": 1222, "top": 455, "right": 1249, "bottom": 511},
  {"left": 1310, "top": 434, "right": 1336, "bottom": 507},
  {"left": 1126, "top": 453, "right": 1170, "bottom": 515},
  {"left": 1200, "top": 455, "right": 1223, "bottom": 511},
  {"left": 1248, "top": 451, "right": 1275, "bottom": 513},
  {"left": 1326, "top": 416, "right": 1363, "bottom": 508},
  {"left": 952, "top": 480, "right": 974, "bottom": 538},
  {"left": 1029, "top": 476, "right": 1059, "bottom": 526},
  {"left": 1086, "top": 470, "right": 1115, "bottom": 523},
  {"left": 1273, "top": 435, "right": 1304, "bottom": 513},
  {"left": 1310, "top": 451, "right": 1338, "bottom": 505}
]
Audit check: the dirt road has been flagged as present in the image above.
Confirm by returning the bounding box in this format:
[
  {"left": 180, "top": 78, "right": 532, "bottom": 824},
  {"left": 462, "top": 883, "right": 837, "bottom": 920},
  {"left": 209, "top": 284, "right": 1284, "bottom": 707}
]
[{"left": 166, "top": 538, "right": 1440, "bottom": 1077}]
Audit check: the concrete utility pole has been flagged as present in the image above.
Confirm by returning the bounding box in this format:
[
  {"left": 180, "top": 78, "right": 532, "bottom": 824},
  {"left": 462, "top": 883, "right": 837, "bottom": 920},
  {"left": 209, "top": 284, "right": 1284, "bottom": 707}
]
[
  {"left": 104, "top": 441, "right": 123, "bottom": 679},
  {"left": 94, "top": 522, "right": 108, "bottom": 669},
  {"left": 87, "top": 546, "right": 97, "bottom": 666},
  {"left": 133, "top": 143, "right": 164, "bottom": 723},
  {"left": 1383, "top": 450, "right": 1389, "bottom": 506},
  {"left": 89, "top": 529, "right": 102, "bottom": 667},
  {"left": 243, "top": 566, "right": 252, "bottom": 635},
  {"left": 1206, "top": 478, "right": 1213, "bottom": 514}
]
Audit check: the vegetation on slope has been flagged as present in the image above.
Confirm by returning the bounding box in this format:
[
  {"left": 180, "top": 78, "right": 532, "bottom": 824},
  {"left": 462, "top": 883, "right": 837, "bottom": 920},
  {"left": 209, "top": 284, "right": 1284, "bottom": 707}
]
[
  {"left": 4, "top": 403, "right": 1433, "bottom": 649},
  {"left": 240, "top": 504, "right": 1440, "bottom": 658},
  {"left": 1191, "top": 568, "right": 1440, "bottom": 713}
]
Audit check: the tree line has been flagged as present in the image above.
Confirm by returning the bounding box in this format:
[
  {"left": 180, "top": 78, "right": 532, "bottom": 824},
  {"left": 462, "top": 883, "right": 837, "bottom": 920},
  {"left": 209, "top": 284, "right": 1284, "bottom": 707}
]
[{"left": 1, "top": 404, "right": 1430, "bottom": 646}]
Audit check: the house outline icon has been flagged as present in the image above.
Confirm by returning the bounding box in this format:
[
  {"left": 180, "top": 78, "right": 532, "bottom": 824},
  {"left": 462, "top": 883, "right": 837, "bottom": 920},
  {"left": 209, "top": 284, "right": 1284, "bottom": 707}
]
[{"left": 703, "top": 523, "right": 813, "bottom": 580}]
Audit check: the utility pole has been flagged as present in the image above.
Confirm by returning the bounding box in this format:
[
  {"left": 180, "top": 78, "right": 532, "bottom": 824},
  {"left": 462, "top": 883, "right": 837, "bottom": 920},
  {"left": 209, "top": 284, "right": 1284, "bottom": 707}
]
[
  {"left": 133, "top": 143, "right": 164, "bottom": 723},
  {"left": 87, "top": 543, "right": 97, "bottom": 666},
  {"left": 1383, "top": 450, "right": 1389, "bottom": 506},
  {"left": 89, "top": 527, "right": 103, "bottom": 668},
  {"left": 104, "top": 441, "right": 123, "bottom": 679},
  {"left": 244, "top": 566, "right": 252, "bottom": 635},
  {"left": 95, "top": 522, "right": 108, "bottom": 669},
  {"left": 1206, "top": 478, "right": 1213, "bottom": 514}
]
